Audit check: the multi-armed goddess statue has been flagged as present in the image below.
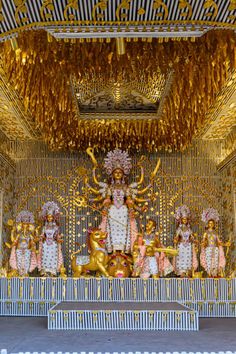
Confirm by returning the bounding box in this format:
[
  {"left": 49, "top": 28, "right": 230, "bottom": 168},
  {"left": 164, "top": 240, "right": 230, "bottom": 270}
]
[{"left": 86, "top": 148, "right": 160, "bottom": 254}]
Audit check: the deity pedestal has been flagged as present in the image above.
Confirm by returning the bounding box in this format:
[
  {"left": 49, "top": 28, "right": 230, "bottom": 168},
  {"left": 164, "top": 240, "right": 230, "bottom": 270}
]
[
  {"left": 0, "top": 277, "right": 235, "bottom": 320},
  {"left": 48, "top": 301, "right": 199, "bottom": 331}
]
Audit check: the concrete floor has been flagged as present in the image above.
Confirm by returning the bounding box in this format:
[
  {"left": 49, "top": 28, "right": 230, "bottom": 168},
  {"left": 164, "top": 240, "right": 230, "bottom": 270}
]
[{"left": 0, "top": 317, "right": 235, "bottom": 353}]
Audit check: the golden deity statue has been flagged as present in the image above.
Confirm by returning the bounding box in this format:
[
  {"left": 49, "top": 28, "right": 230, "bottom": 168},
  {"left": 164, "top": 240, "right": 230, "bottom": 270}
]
[
  {"left": 38, "top": 201, "right": 64, "bottom": 277},
  {"left": 132, "top": 219, "right": 174, "bottom": 279},
  {"left": 200, "top": 208, "right": 228, "bottom": 277},
  {"left": 6, "top": 211, "right": 38, "bottom": 277},
  {"left": 86, "top": 147, "right": 160, "bottom": 254},
  {"left": 173, "top": 205, "right": 198, "bottom": 277}
]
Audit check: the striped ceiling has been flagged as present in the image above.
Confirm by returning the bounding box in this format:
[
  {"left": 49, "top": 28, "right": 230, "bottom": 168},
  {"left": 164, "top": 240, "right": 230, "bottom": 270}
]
[{"left": 0, "top": 0, "right": 235, "bottom": 41}]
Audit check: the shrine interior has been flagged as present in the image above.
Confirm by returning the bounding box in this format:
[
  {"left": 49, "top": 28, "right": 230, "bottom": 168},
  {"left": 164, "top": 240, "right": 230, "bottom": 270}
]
[{"left": 0, "top": 1, "right": 235, "bottom": 354}]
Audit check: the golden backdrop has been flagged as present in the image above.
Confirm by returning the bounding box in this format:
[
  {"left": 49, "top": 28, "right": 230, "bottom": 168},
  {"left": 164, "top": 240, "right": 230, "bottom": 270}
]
[{"left": 0, "top": 140, "right": 233, "bottom": 274}]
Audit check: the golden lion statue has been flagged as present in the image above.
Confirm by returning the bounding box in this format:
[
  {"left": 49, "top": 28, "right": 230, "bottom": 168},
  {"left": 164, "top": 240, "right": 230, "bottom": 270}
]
[{"left": 71, "top": 228, "right": 109, "bottom": 277}]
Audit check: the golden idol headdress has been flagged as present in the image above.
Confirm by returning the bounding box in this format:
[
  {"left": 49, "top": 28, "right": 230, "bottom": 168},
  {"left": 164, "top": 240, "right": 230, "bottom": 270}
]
[{"left": 104, "top": 149, "right": 132, "bottom": 175}]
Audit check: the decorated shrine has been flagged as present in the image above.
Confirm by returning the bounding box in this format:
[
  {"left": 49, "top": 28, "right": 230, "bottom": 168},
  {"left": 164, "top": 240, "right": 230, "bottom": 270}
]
[{"left": 0, "top": 0, "right": 235, "bottom": 353}]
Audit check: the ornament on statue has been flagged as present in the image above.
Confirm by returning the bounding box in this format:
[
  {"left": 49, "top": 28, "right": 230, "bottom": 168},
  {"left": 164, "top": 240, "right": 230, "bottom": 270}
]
[
  {"left": 173, "top": 205, "right": 198, "bottom": 277},
  {"left": 200, "top": 208, "right": 228, "bottom": 277},
  {"left": 37, "top": 201, "right": 64, "bottom": 277},
  {"left": 132, "top": 219, "right": 174, "bottom": 279},
  {"left": 71, "top": 228, "right": 109, "bottom": 277},
  {"left": 6, "top": 211, "right": 38, "bottom": 277},
  {"left": 86, "top": 147, "right": 160, "bottom": 254}
]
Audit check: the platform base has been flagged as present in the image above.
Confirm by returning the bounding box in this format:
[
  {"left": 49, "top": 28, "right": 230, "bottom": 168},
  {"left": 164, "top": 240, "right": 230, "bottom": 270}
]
[{"left": 48, "top": 301, "right": 199, "bottom": 330}]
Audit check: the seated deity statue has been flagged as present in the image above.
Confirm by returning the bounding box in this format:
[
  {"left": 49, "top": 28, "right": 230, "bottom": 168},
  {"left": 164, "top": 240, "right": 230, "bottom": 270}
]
[
  {"left": 200, "top": 208, "right": 227, "bottom": 277},
  {"left": 37, "top": 201, "right": 64, "bottom": 276},
  {"left": 173, "top": 205, "right": 198, "bottom": 277},
  {"left": 132, "top": 219, "right": 174, "bottom": 279},
  {"left": 86, "top": 147, "right": 160, "bottom": 254},
  {"left": 7, "top": 211, "right": 38, "bottom": 276}
]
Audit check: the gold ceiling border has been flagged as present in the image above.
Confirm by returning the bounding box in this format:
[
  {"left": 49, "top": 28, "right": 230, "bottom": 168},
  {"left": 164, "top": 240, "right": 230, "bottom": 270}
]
[
  {"left": 217, "top": 149, "right": 236, "bottom": 171},
  {"left": 0, "top": 0, "right": 235, "bottom": 41},
  {"left": 0, "top": 60, "right": 41, "bottom": 140},
  {"left": 198, "top": 69, "right": 236, "bottom": 140},
  {"left": 0, "top": 149, "right": 16, "bottom": 170},
  {"left": 0, "top": 21, "right": 236, "bottom": 42}
]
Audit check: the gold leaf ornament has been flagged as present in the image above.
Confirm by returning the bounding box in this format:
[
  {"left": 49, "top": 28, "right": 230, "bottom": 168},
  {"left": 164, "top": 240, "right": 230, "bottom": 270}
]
[
  {"left": 40, "top": 0, "right": 55, "bottom": 21},
  {"left": 203, "top": 0, "right": 218, "bottom": 19},
  {"left": 92, "top": 1, "right": 108, "bottom": 21},
  {"left": 153, "top": 0, "right": 169, "bottom": 20},
  {"left": 178, "top": 0, "right": 193, "bottom": 20},
  {"left": 115, "top": 0, "right": 131, "bottom": 21},
  {"left": 0, "top": 0, "right": 4, "bottom": 22},
  {"left": 14, "top": 0, "right": 29, "bottom": 25},
  {"left": 63, "top": 0, "right": 79, "bottom": 21},
  {"left": 138, "top": 8, "right": 146, "bottom": 16},
  {"left": 228, "top": 0, "right": 236, "bottom": 11}
]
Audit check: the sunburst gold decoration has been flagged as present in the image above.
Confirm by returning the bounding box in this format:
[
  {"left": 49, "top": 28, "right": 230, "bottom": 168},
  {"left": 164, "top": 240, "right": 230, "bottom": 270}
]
[{"left": 1, "top": 30, "right": 236, "bottom": 151}]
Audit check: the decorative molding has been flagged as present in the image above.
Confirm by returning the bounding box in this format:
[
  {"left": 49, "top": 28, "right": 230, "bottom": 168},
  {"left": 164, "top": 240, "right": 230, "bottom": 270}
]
[
  {"left": 198, "top": 70, "right": 236, "bottom": 141},
  {"left": 0, "top": 150, "right": 16, "bottom": 170},
  {"left": 47, "top": 25, "right": 208, "bottom": 40},
  {"left": 217, "top": 149, "right": 236, "bottom": 171},
  {"left": 0, "top": 1, "right": 235, "bottom": 42}
]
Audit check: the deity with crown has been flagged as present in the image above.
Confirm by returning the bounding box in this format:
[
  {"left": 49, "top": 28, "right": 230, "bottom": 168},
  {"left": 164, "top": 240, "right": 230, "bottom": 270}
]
[
  {"left": 200, "top": 208, "right": 227, "bottom": 277},
  {"left": 132, "top": 219, "right": 174, "bottom": 279},
  {"left": 7, "top": 211, "right": 38, "bottom": 276},
  {"left": 37, "top": 201, "right": 64, "bottom": 276},
  {"left": 173, "top": 205, "right": 198, "bottom": 277},
  {"left": 86, "top": 148, "right": 160, "bottom": 254}
]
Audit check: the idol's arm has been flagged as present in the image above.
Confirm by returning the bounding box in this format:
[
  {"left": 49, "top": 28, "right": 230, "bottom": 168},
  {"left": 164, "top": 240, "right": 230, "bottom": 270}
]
[
  {"left": 90, "top": 195, "right": 104, "bottom": 203},
  {"left": 10, "top": 226, "right": 17, "bottom": 244},
  {"left": 86, "top": 147, "right": 101, "bottom": 187},
  {"left": 136, "top": 155, "right": 146, "bottom": 185},
  {"left": 137, "top": 185, "right": 151, "bottom": 195},
  {"left": 87, "top": 183, "right": 101, "bottom": 195},
  {"left": 137, "top": 165, "right": 144, "bottom": 185},
  {"left": 92, "top": 167, "right": 101, "bottom": 186},
  {"left": 150, "top": 158, "right": 161, "bottom": 180},
  {"left": 134, "top": 196, "right": 149, "bottom": 203}
]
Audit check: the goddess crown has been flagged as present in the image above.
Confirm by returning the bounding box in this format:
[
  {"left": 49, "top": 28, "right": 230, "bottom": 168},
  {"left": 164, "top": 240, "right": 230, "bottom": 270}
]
[
  {"left": 41, "top": 201, "right": 60, "bottom": 220},
  {"left": 174, "top": 205, "right": 191, "bottom": 222},
  {"left": 16, "top": 210, "right": 34, "bottom": 224},
  {"left": 104, "top": 149, "right": 132, "bottom": 176},
  {"left": 201, "top": 207, "right": 220, "bottom": 224}
]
